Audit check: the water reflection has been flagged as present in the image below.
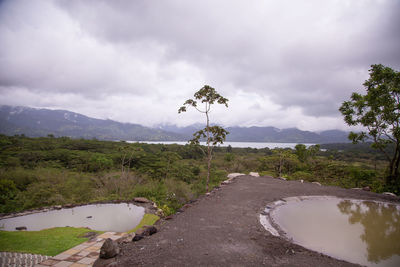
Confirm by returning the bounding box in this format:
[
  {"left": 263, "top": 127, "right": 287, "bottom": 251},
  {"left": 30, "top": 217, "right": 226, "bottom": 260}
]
[
  {"left": 337, "top": 200, "right": 400, "bottom": 264},
  {"left": 271, "top": 197, "right": 400, "bottom": 266},
  {"left": 0, "top": 203, "right": 145, "bottom": 232}
]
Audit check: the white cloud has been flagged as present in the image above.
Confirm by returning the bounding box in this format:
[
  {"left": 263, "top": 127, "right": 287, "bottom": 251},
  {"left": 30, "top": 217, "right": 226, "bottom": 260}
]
[{"left": 0, "top": 0, "right": 399, "bottom": 131}]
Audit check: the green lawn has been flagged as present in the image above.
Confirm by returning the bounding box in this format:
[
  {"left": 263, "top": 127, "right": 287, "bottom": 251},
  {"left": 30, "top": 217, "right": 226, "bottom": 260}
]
[
  {"left": 0, "top": 213, "right": 160, "bottom": 256},
  {"left": 0, "top": 227, "right": 101, "bottom": 256}
]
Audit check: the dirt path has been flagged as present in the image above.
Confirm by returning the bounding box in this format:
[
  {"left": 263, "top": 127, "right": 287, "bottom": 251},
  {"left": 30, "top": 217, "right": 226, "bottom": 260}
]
[{"left": 95, "top": 175, "right": 399, "bottom": 267}]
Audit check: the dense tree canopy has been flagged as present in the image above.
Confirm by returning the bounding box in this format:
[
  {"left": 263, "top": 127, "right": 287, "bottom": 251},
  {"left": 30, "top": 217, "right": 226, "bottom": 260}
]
[{"left": 339, "top": 64, "right": 400, "bottom": 190}]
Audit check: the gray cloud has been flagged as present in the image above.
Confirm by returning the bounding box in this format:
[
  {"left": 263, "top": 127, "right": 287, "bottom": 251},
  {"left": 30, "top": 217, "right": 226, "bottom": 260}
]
[{"left": 0, "top": 0, "right": 399, "bottom": 131}]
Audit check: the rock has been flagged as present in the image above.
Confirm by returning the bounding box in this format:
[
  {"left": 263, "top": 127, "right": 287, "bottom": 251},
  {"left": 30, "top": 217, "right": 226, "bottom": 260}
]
[
  {"left": 117, "top": 233, "right": 135, "bottom": 244},
  {"left": 133, "top": 197, "right": 151, "bottom": 203},
  {"left": 227, "top": 173, "right": 245, "bottom": 179},
  {"left": 15, "top": 226, "right": 27, "bottom": 231},
  {"left": 100, "top": 238, "right": 120, "bottom": 259},
  {"left": 164, "top": 215, "right": 173, "bottom": 220},
  {"left": 312, "top": 182, "right": 322, "bottom": 186},
  {"left": 383, "top": 192, "right": 397, "bottom": 197},
  {"left": 278, "top": 177, "right": 287, "bottom": 181},
  {"left": 65, "top": 203, "right": 74, "bottom": 208},
  {"left": 136, "top": 225, "right": 157, "bottom": 237},
  {"left": 362, "top": 186, "right": 371, "bottom": 191},
  {"left": 351, "top": 187, "right": 362, "bottom": 190},
  {"left": 82, "top": 231, "right": 98, "bottom": 239},
  {"left": 249, "top": 172, "right": 260, "bottom": 177},
  {"left": 93, "top": 258, "right": 117, "bottom": 267},
  {"left": 87, "top": 216, "right": 93, "bottom": 218},
  {"left": 54, "top": 205, "right": 62, "bottom": 210},
  {"left": 300, "top": 180, "right": 304, "bottom": 183},
  {"left": 132, "top": 234, "right": 144, "bottom": 241}
]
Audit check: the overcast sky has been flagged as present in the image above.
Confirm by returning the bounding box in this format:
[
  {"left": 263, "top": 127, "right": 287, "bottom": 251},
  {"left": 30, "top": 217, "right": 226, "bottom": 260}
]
[{"left": 0, "top": 0, "right": 399, "bottom": 131}]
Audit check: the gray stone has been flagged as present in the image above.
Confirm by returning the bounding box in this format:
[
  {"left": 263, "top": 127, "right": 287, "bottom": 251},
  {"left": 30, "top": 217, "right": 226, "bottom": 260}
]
[
  {"left": 100, "top": 238, "right": 120, "bottom": 259},
  {"left": 132, "top": 234, "right": 144, "bottom": 241},
  {"left": 116, "top": 233, "right": 135, "bottom": 244},
  {"left": 136, "top": 225, "right": 157, "bottom": 237},
  {"left": 133, "top": 197, "right": 151, "bottom": 203},
  {"left": 227, "top": 173, "right": 245, "bottom": 179},
  {"left": 383, "top": 192, "right": 397, "bottom": 197}
]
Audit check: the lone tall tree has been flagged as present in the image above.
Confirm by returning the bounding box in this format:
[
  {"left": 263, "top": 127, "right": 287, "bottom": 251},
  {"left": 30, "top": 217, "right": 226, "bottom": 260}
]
[
  {"left": 179, "top": 85, "right": 229, "bottom": 192},
  {"left": 339, "top": 64, "right": 400, "bottom": 190}
]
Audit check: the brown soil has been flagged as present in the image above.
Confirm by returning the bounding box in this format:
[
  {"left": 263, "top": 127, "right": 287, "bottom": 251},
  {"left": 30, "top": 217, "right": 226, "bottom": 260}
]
[{"left": 94, "top": 175, "right": 400, "bottom": 267}]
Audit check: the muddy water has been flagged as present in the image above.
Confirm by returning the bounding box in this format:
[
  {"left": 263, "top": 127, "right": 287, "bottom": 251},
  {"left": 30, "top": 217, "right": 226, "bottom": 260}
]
[
  {"left": 272, "top": 198, "right": 400, "bottom": 267},
  {"left": 0, "top": 203, "right": 145, "bottom": 232}
]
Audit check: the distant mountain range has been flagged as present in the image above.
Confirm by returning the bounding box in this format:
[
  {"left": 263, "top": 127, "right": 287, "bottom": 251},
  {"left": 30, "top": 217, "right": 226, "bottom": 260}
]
[
  {"left": 158, "top": 124, "right": 350, "bottom": 143},
  {"left": 0, "top": 105, "right": 183, "bottom": 141},
  {"left": 0, "top": 105, "right": 351, "bottom": 143}
]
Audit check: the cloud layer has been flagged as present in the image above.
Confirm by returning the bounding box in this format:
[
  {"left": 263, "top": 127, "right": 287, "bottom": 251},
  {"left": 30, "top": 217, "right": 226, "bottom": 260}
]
[{"left": 1, "top": 0, "right": 399, "bottom": 131}]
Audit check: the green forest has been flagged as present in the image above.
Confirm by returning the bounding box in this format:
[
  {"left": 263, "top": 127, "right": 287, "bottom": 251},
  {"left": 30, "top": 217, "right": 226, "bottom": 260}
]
[{"left": 0, "top": 135, "right": 393, "bottom": 215}]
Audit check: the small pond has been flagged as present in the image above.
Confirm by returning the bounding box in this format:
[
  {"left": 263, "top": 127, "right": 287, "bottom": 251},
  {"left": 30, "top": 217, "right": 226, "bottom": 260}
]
[
  {"left": 0, "top": 203, "right": 145, "bottom": 232},
  {"left": 270, "top": 197, "right": 400, "bottom": 267}
]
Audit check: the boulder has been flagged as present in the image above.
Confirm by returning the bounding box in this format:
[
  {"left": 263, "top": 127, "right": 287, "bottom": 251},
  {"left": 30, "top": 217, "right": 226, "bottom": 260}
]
[
  {"left": 132, "top": 234, "right": 143, "bottom": 241},
  {"left": 83, "top": 231, "right": 98, "bottom": 240},
  {"left": 133, "top": 197, "right": 151, "bottom": 203},
  {"left": 136, "top": 225, "right": 157, "bottom": 237},
  {"left": 15, "top": 226, "right": 27, "bottom": 231},
  {"left": 383, "top": 192, "right": 397, "bottom": 197},
  {"left": 278, "top": 177, "right": 287, "bottom": 181},
  {"left": 116, "top": 233, "right": 135, "bottom": 244},
  {"left": 362, "top": 186, "right": 371, "bottom": 191},
  {"left": 227, "top": 173, "right": 245, "bottom": 179},
  {"left": 100, "top": 238, "right": 120, "bottom": 259},
  {"left": 312, "top": 182, "right": 322, "bottom": 186},
  {"left": 249, "top": 172, "right": 260, "bottom": 177}
]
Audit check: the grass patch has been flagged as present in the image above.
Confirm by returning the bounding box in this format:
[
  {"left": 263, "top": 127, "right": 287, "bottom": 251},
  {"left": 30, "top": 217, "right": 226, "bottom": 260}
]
[
  {"left": 0, "top": 227, "right": 102, "bottom": 256},
  {"left": 127, "top": 213, "right": 160, "bottom": 233}
]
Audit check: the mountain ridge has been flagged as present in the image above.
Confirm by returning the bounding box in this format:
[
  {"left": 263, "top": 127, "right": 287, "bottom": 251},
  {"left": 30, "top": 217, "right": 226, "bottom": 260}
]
[{"left": 0, "top": 105, "right": 350, "bottom": 143}]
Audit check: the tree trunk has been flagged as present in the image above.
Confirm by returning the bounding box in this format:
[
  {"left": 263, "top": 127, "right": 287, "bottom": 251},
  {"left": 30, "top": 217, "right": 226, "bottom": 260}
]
[
  {"left": 206, "top": 106, "right": 210, "bottom": 193},
  {"left": 392, "top": 143, "right": 400, "bottom": 183}
]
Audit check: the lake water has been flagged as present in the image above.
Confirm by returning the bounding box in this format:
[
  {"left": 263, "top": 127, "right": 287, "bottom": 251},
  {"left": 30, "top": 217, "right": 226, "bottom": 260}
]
[
  {"left": 271, "top": 197, "right": 400, "bottom": 267},
  {"left": 0, "top": 203, "right": 145, "bottom": 232},
  {"left": 130, "top": 141, "right": 314, "bottom": 149}
]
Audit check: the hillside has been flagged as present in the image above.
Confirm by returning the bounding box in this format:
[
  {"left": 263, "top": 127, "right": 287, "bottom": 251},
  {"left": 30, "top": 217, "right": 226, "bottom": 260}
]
[
  {"left": 158, "top": 124, "right": 350, "bottom": 143},
  {"left": 0, "top": 106, "right": 183, "bottom": 141},
  {"left": 0, "top": 105, "right": 350, "bottom": 143}
]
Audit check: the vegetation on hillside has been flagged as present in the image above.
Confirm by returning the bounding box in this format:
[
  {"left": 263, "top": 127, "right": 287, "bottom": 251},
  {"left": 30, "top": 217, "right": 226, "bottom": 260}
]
[{"left": 0, "top": 135, "right": 393, "bottom": 215}]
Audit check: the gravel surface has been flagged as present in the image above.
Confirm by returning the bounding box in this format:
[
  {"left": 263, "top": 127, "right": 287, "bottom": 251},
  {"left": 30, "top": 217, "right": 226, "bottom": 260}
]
[{"left": 94, "top": 175, "right": 399, "bottom": 267}]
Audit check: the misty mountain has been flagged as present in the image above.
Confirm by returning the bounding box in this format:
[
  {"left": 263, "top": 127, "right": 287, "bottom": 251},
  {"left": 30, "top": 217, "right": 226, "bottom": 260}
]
[
  {"left": 158, "top": 125, "right": 350, "bottom": 143},
  {"left": 0, "top": 105, "right": 184, "bottom": 141},
  {"left": 0, "top": 105, "right": 350, "bottom": 143}
]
